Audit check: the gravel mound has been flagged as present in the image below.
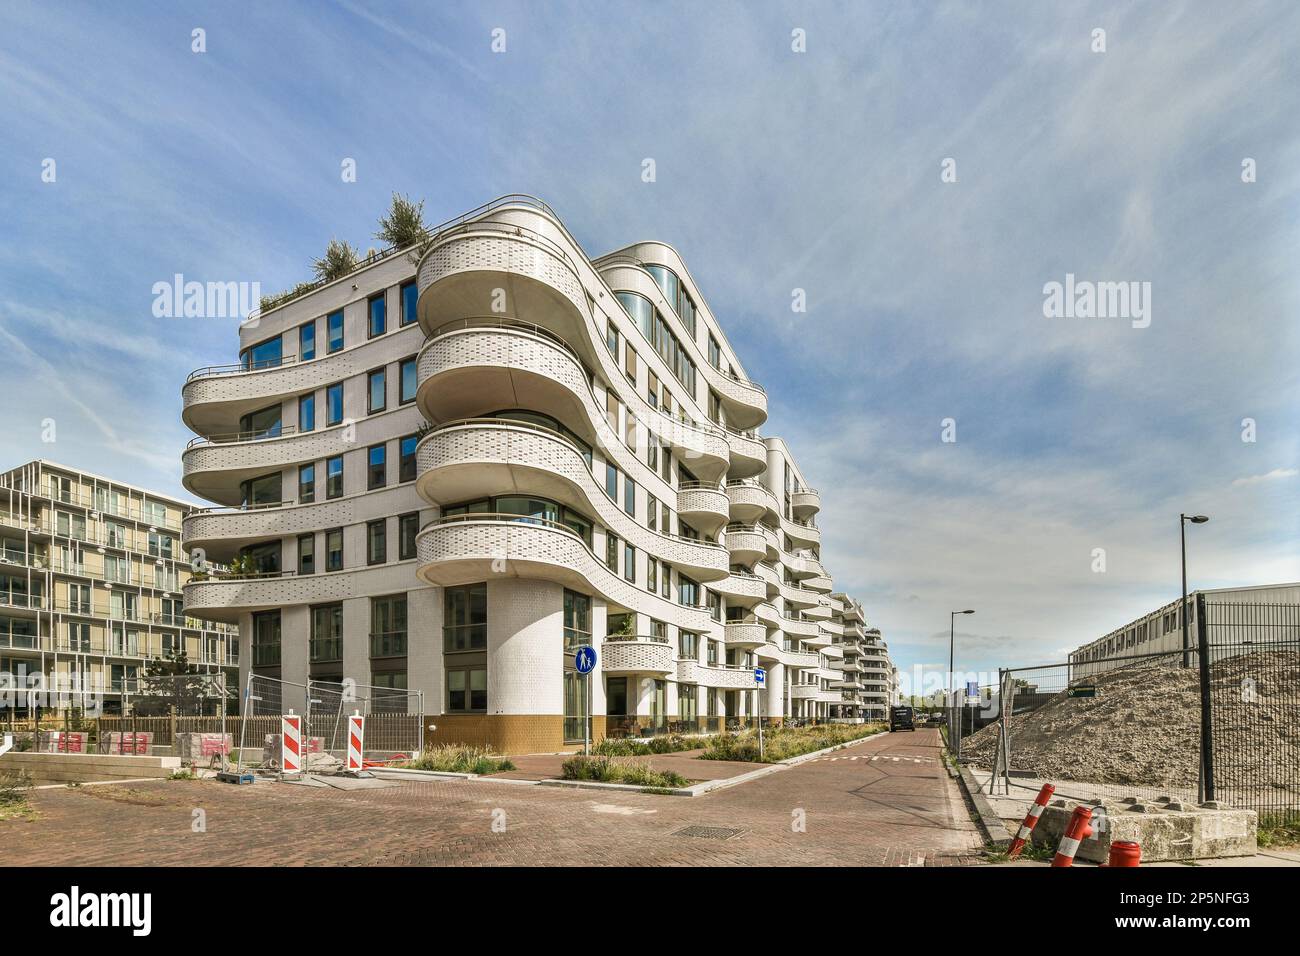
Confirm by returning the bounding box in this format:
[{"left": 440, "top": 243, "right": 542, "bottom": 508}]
[{"left": 963, "top": 652, "right": 1299, "bottom": 789}]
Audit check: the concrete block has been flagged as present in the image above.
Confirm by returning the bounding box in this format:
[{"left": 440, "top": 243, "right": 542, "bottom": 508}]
[{"left": 1031, "top": 796, "right": 1257, "bottom": 862}]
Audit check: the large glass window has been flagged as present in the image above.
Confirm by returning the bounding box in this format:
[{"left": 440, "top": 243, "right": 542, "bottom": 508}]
[
  {"left": 368, "top": 368, "right": 386, "bottom": 413},
  {"left": 326, "top": 456, "right": 343, "bottom": 499},
  {"left": 605, "top": 463, "right": 618, "bottom": 500},
  {"left": 624, "top": 474, "right": 635, "bottom": 517},
  {"left": 298, "top": 534, "right": 314, "bottom": 575},
  {"left": 368, "top": 293, "right": 386, "bottom": 338},
  {"left": 251, "top": 610, "right": 281, "bottom": 667},
  {"left": 444, "top": 583, "right": 487, "bottom": 651},
  {"left": 400, "top": 357, "right": 417, "bottom": 404},
  {"left": 239, "top": 541, "right": 280, "bottom": 575},
  {"left": 299, "top": 322, "right": 316, "bottom": 361},
  {"left": 398, "top": 512, "right": 418, "bottom": 560},
  {"left": 239, "top": 403, "right": 282, "bottom": 440},
  {"left": 615, "top": 291, "right": 696, "bottom": 393},
  {"left": 241, "top": 335, "right": 282, "bottom": 371},
  {"left": 298, "top": 463, "right": 315, "bottom": 503},
  {"left": 239, "top": 472, "right": 281, "bottom": 509},
  {"left": 310, "top": 604, "right": 343, "bottom": 662},
  {"left": 325, "top": 528, "right": 343, "bottom": 571},
  {"left": 563, "top": 589, "right": 591, "bottom": 649},
  {"left": 326, "top": 382, "right": 343, "bottom": 425},
  {"left": 299, "top": 393, "right": 315, "bottom": 432},
  {"left": 623, "top": 543, "right": 635, "bottom": 583},
  {"left": 327, "top": 310, "right": 344, "bottom": 353},
  {"left": 446, "top": 666, "right": 486, "bottom": 712},
  {"left": 679, "top": 575, "right": 700, "bottom": 607},
  {"left": 367, "top": 519, "right": 386, "bottom": 565},
  {"left": 368, "top": 443, "right": 386, "bottom": 489},
  {"left": 401, "top": 280, "right": 418, "bottom": 326},
  {"left": 371, "top": 594, "right": 408, "bottom": 658},
  {"left": 400, "top": 434, "right": 418, "bottom": 482}
]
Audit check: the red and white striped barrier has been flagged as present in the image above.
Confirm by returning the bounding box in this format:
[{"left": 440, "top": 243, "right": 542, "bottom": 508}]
[
  {"left": 346, "top": 713, "right": 365, "bottom": 772},
  {"left": 281, "top": 712, "right": 302, "bottom": 775},
  {"left": 1008, "top": 783, "right": 1055, "bottom": 859},
  {"left": 1051, "top": 805, "right": 1094, "bottom": 868}
]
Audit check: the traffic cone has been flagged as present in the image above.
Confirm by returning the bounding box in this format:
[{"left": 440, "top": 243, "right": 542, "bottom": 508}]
[
  {"left": 1008, "top": 783, "right": 1055, "bottom": 859},
  {"left": 1106, "top": 841, "right": 1141, "bottom": 867},
  {"left": 1051, "top": 805, "right": 1094, "bottom": 867}
]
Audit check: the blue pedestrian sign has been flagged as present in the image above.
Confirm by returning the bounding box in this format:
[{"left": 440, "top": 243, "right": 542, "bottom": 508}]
[
  {"left": 574, "top": 645, "right": 597, "bottom": 675},
  {"left": 754, "top": 666, "right": 766, "bottom": 686}
]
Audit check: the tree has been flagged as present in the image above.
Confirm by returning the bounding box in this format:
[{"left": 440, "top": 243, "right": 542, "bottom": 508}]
[
  {"left": 375, "top": 192, "right": 432, "bottom": 263},
  {"left": 136, "top": 648, "right": 212, "bottom": 717},
  {"left": 312, "top": 238, "right": 360, "bottom": 283}
]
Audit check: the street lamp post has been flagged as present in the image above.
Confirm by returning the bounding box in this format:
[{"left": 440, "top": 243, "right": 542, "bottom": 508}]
[
  {"left": 949, "top": 609, "right": 974, "bottom": 758},
  {"left": 1180, "top": 514, "right": 1209, "bottom": 668}
]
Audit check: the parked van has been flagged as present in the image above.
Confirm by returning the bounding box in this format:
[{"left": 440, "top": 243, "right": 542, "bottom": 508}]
[{"left": 889, "top": 705, "right": 915, "bottom": 732}]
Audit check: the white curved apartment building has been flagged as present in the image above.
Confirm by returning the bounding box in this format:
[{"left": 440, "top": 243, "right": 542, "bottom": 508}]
[{"left": 181, "top": 195, "right": 876, "bottom": 752}]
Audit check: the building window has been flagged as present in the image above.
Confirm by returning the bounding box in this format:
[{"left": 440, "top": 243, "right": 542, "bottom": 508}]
[
  {"left": 298, "top": 534, "right": 314, "bottom": 575},
  {"left": 647, "top": 557, "right": 658, "bottom": 592},
  {"left": 299, "top": 322, "right": 316, "bottom": 362},
  {"left": 326, "top": 382, "right": 343, "bottom": 425},
  {"left": 708, "top": 334, "right": 721, "bottom": 370},
  {"left": 400, "top": 280, "right": 418, "bottom": 326},
  {"left": 647, "top": 495, "right": 657, "bottom": 532},
  {"left": 625, "top": 345, "right": 637, "bottom": 382},
  {"left": 679, "top": 631, "right": 699, "bottom": 661},
  {"left": 241, "top": 334, "right": 282, "bottom": 371},
  {"left": 371, "top": 594, "right": 408, "bottom": 658},
  {"left": 624, "top": 475, "right": 635, "bottom": 517},
  {"left": 252, "top": 610, "right": 281, "bottom": 667},
  {"left": 605, "top": 323, "right": 619, "bottom": 357},
  {"left": 660, "top": 446, "right": 671, "bottom": 483},
  {"left": 298, "top": 463, "right": 315, "bottom": 504},
  {"left": 446, "top": 666, "right": 487, "bottom": 712},
  {"left": 327, "top": 310, "right": 344, "bottom": 353},
  {"left": 368, "top": 368, "right": 386, "bottom": 413},
  {"left": 368, "top": 443, "right": 386, "bottom": 489},
  {"left": 326, "top": 456, "right": 343, "bottom": 499},
  {"left": 623, "top": 543, "right": 635, "bottom": 583},
  {"left": 239, "top": 472, "right": 281, "bottom": 509},
  {"left": 400, "top": 434, "right": 418, "bottom": 482},
  {"left": 605, "top": 533, "right": 618, "bottom": 570},
  {"left": 605, "top": 463, "right": 618, "bottom": 500},
  {"left": 647, "top": 441, "right": 658, "bottom": 472},
  {"left": 399, "top": 512, "right": 418, "bottom": 560},
  {"left": 368, "top": 293, "right": 386, "bottom": 338},
  {"left": 606, "top": 391, "right": 619, "bottom": 434},
  {"left": 400, "top": 357, "right": 417, "bottom": 404},
  {"left": 299, "top": 393, "right": 315, "bottom": 432},
  {"left": 444, "top": 583, "right": 487, "bottom": 651},
  {"left": 367, "top": 519, "right": 386, "bottom": 565},
  {"left": 563, "top": 589, "right": 591, "bottom": 649},
  {"left": 679, "top": 576, "right": 699, "bottom": 608},
  {"left": 325, "top": 528, "right": 343, "bottom": 572},
  {"left": 311, "top": 604, "right": 343, "bottom": 662},
  {"left": 661, "top": 563, "right": 672, "bottom": 599}
]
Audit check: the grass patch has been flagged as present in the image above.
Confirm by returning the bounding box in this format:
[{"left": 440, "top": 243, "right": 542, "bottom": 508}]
[
  {"left": 698, "top": 723, "right": 886, "bottom": 763},
  {"left": 592, "top": 734, "right": 712, "bottom": 756},
  {"left": 984, "top": 839, "right": 1056, "bottom": 864},
  {"left": 560, "top": 755, "right": 688, "bottom": 789},
  {"left": 0, "top": 770, "right": 35, "bottom": 822},
  {"left": 398, "top": 745, "right": 516, "bottom": 775},
  {"left": 1258, "top": 812, "right": 1300, "bottom": 848}
]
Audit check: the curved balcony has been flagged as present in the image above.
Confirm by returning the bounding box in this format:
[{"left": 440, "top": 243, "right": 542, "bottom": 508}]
[
  {"left": 780, "top": 515, "right": 821, "bottom": 549},
  {"left": 182, "top": 562, "right": 420, "bottom": 624},
  {"left": 790, "top": 488, "right": 821, "bottom": 517},
  {"left": 781, "top": 648, "right": 821, "bottom": 669},
  {"left": 181, "top": 405, "right": 425, "bottom": 506},
  {"left": 726, "top": 480, "right": 778, "bottom": 525},
  {"left": 414, "top": 419, "right": 727, "bottom": 582},
  {"left": 785, "top": 553, "right": 828, "bottom": 580},
  {"left": 416, "top": 321, "right": 730, "bottom": 483},
  {"left": 677, "top": 660, "right": 760, "bottom": 689},
  {"left": 415, "top": 513, "right": 711, "bottom": 632},
  {"left": 601, "top": 636, "right": 674, "bottom": 675},
  {"left": 597, "top": 257, "right": 768, "bottom": 430},
  {"left": 803, "top": 574, "right": 834, "bottom": 593},
  {"left": 752, "top": 601, "right": 782, "bottom": 631},
  {"left": 675, "top": 482, "right": 729, "bottom": 537},
  {"left": 713, "top": 570, "right": 766, "bottom": 607},
  {"left": 181, "top": 325, "right": 423, "bottom": 436},
  {"left": 723, "top": 430, "right": 766, "bottom": 480},
  {"left": 723, "top": 526, "right": 767, "bottom": 568},
  {"left": 781, "top": 617, "right": 820, "bottom": 640},
  {"left": 723, "top": 622, "right": 768, "bottom": 650}
]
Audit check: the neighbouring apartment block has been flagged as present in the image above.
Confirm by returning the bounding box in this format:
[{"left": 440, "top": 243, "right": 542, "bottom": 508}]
[
  {"left": 179, "top": 195, "right": 895, "bottom": 752},
  {"left": 0, "top": 460, "right": 239, "bottom": 714}
]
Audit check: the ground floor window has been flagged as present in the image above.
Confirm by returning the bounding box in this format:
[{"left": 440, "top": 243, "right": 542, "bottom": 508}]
[
  {"left": 446, "top": 665, "right": 486, "bottom": 712},
  {"left": 677, "top": 683, "right": 697, "bottom": 726},
  {"left": 606, "top": 676, "right": 628, "bottom": 716}
]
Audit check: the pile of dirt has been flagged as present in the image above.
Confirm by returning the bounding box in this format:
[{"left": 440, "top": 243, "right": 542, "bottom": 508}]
[{"left": 962, "top": 652, "right": 1300, "bottom": 789}]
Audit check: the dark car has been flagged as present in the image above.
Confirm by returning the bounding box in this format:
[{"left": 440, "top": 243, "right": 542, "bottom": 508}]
[{"left": 889, "top": 705, "right": 915, "bottom": 732}]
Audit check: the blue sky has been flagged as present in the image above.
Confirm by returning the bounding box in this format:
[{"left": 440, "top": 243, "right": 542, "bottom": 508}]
[{"left": 2, "top": 1, "right": 1297, "bottom": 691}]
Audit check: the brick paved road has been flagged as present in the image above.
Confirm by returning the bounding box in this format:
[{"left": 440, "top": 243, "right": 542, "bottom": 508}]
[{"left": 1, "top": 729, "right": 984, "bottom": 866}]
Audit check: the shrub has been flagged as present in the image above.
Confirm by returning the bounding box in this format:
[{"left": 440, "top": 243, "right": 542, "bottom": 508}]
[
  {"left": 312, "top": 238, "right": 361, "bottom": 283},
  {"left": 560, "top": 755, "right": 687, "bottom": 789},
  {"left": 375, "top": 193, "right": 430, "bottom": 256},
  {"left": 699, "top": 723, "right": 885, "bottom": 763},
  {"left": 400, "top": 745, "right": 515, "bottom": 775},
  {"left": 1, "top": 770, "right": 33, "bottom": 820}
]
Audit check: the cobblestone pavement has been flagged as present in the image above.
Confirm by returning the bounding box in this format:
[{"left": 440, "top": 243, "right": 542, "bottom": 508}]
[{"left": 1, "top": 729, "right": 985, "bottom": 866}]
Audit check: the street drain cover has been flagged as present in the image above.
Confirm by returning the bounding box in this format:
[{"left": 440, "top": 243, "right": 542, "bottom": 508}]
[{"left": 673, "top": 825, "right": 744, "bottom": 840}]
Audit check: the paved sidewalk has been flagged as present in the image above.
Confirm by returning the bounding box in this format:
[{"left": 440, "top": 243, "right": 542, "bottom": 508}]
[{"left": 2, "top": 729, "right": 984, "bottom": 866}]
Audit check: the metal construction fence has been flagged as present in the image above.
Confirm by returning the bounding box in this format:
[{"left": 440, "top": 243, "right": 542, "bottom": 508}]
[
  {"left": 962, "top": 599, "right": 1300, "bottom": 821},
  {"left": 235, "top": 674, "right": 423, "bottom": 773}
]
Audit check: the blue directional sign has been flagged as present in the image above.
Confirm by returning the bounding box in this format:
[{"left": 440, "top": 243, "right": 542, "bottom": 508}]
[
  {"left": 574, "top": 645, "right": 597, "bottom": 675},
  {"left": 754, "top": 666, "right": 766, "bottom": 686}
]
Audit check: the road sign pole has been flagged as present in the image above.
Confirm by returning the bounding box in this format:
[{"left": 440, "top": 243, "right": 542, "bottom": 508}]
[{"left": 585, "top": 670, "right": 591, "bottom": 757}]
